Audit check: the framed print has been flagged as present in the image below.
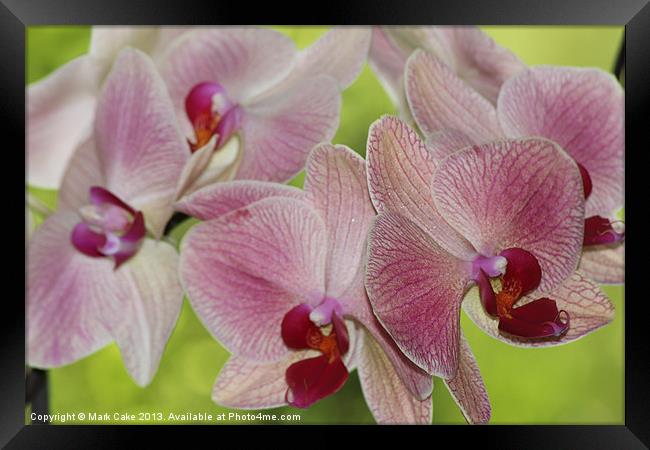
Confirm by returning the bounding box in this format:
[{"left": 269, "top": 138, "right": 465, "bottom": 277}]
[{"left": 7, "top": 0, "right": 650, "bottom": 447}]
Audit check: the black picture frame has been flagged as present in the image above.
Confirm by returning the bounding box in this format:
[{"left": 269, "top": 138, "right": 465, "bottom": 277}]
[{"left": 6, "top": 0, "right": 649, "bottom": 447}]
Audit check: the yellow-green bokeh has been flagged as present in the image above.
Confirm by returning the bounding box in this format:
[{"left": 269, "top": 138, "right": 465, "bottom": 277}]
[{"left": 26, "top": 26, "right": 624, "bottom": 425}]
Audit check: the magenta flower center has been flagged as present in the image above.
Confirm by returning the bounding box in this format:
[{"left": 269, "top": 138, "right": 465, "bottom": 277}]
[
  {"left": 472, "top": 248, "right": 570, "bottom": 339},
  {"left": 185, "top": 81, "right": 242, "bottom": 153},
  {"left": 280, "top": 298, "right": 350, "bottom": 408},
  {"left": 71, "top": 186, "right": 146, "bottom": 269}
]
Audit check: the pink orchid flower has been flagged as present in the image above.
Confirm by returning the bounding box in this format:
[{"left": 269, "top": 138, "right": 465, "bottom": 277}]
[
  {"left": 369, "top": 26, "right": 525, "bottom": 119},
  {"left": 365, "top": 117, "right": 615, "bottom": 421},
  {"left": 28, "top": 49, "right": 188, "bottom": 386},
  {"left": 27, "top": 26, "right": 194, "bottom": 189},
  {"left": 406, "top": 50, "right": 624, "bottom": 284},
  {"left": 179, "top": 144, "right": 435, "bottom": 424},
  {"left": 158, "top": 27, "right": 370, "bottom": 199}
]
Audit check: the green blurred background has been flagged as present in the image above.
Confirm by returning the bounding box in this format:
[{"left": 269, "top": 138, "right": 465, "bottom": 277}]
[{"left": 26, "top": 26, "right": 625, "bottom": 424}]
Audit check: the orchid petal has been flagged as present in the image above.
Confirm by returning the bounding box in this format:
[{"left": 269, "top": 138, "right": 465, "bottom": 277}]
[
  {"left": 424, "top": 129, "right": 474, "bottom": 160},
  {"left": 104, "top": 239, "right": 183, "bottom": 386},
  {"left": 497, "top": 66, "right": 624, "bottom": 217},
  {"left": 338, "top": 280, "right": 433, "bottom": 399},
  {"left": 180, "top": 197, "right": 327, "bottom": 362},
  {"left": 405, "top": 50, "right": 502, "bottom": 142},
  {"left": 27, "top": 56, "right": 101, "bottom": 189},
  {"left": 28, "top": 212, "right": 114, "bottom": 368},
  {"left": 213, "top": 351, "right": 314, "bottom": 409},
  {"left": 368, "top": 28, "right": 413, "bottom": 121},
  {"left": 431, "top": 27, "right": 525, "bottom": 104},
  {"left": 284, "top": 27, "right": 371, "bottom": 90},
  {"left": 463, "top": 271, "right": 615, "bottom": 347},
  {"left": 95, "top": 48, "right": 187, "bottom": 238},
  {"left": 176, "top": 179, "right": 303, "bottom": 221},
  {"left": 579, "top": 243, "right": 625, "bottom": 284},
  {"left": 304, "top": 144, "right": 375, "bottom": 298},
  {"left": 432, "top": 138, "right": 585, "bottom": 292},
  {"left": 444, "top": 334, "right": 491, "bottom": 424},
  {"left": 357, "top": 331, "right": 432, "bottom": 424},
  {"left": 58, "top": 136, "right": 105, "bottom": 211},
  {"left": 236, "top": 75, "right": 340, "bottom": 182},
  {"left": 366, "top": 116, "right": 475, "bottom": 260},
  {"left": 366, "top": 212, "right": 471, "bottom": 378}
]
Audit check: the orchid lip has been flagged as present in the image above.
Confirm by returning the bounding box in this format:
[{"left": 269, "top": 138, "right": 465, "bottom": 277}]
[
  {"left": 71, "top": 186, "right": 146, "bottom": 268},
  {"left": 280, "top": 298, "right": 350, "bottom": 408},
  {"left": 474, "top": 247, "right": 572, "bottom": 340}
]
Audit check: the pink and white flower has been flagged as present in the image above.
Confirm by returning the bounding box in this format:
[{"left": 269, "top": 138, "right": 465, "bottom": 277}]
[
  {"left": 27, "top": 26, "right": 193, "bottom": 189},
  {"left": 369, "top": 26, "right": 525, "bottom": 119},
  {"left": 28, "top": 49, "right": 187, "bottom": 386},
  {"left": 405, "top": 50, "right": 624, "bottom": 284},
  {"left": 179, "top": 143, "right": 433, "bottom": 424},
  {"left": 159, "top": 27, "right": 370, "bottom": 199},
  {"left": 365, "top": 117, "right": 615, "bottom": 421}
]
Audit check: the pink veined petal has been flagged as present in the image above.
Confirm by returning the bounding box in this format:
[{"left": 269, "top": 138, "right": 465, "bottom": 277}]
[
  {"left": 179, "top": 197, "right": 328, "bottom": 362},
  {"left": 424, "top": 129, "right": 475, "bottom": 161},
  {"left": 368, "top": 28, "right": 414, "bottom": 121},
  {"left": 579, "top": 243, "right": 625, "bottom": 284},
  {"left": 337, "top": 267, "right": 433, "bottom": 400},
  {"left": 366, "top": 116, "right": 475, "bottom": 260},
  {"left": 95, "top": 48, "right": 188, "bottom": 238},
  {"left": 304, "top": 144, "right": 376, "bottom": 299},
  {"left": 444, "top": 334, "right": 491, "bottom": 424},
  {"left": 366, "top": 211, "right": 472, "bottom": 378},
  {"left": 27, "top": 56, "right": 101, "bottom": 189},
  {"left": 176, "top": 180, "right": 304, "bottom": 221},
  {"left": 357, "top": 331, "right": 432, "bottom": 425},
  {"left": 212, "top": 351, "right": 315, "bottom": 409},
  {"left": 345, "top": 279, "right": 435, "bottom": 400},
  {"left": 405, "top": 50, "right": 502, "bottom": 143},
  {"left": 161, "top": 27, "right": 297, "bottom": 134},
  {"left": 497, "top": 66, "right": 624, "bottom": 217},
  {"left": 58, "top": 136, "right": 105, "bottom": 211},
  {"left": 102, "top": 239, "right": 183, "bottom": 386},
  {"left": 463, "top": 271, "right": 615, "bottom": 347},
  {"left": 432, "top": 27, "right": 526, "bottom": 104},
  {"left": 28, "top": 212, "right": 114, "bottom": 368},
  {"left": 432, "top": 138, "right": 585, "bottom": 293},
  {"left": 276, "top": 27, "right": 370, "bottom": 91},
  {"left": 235, "top": 75, "right": 340, "bottom": 182}
]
